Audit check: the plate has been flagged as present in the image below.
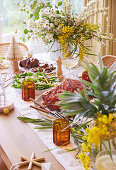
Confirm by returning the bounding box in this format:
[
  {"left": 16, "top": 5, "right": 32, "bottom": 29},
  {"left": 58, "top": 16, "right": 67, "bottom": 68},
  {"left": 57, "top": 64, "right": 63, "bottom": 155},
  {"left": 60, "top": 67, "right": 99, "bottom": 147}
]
[
  {"left": 0, "top": 101, "right": 14, "bottom": 113},
  {"left": 35, "top": 94, "right": 55, "bottom": 121}
]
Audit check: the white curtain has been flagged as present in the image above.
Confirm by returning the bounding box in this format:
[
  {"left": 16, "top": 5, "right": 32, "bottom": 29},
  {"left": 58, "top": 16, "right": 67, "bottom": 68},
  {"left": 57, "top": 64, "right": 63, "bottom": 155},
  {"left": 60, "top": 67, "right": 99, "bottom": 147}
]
[{"left": 84, "top": 0, "right": 116, "bottom": 63}]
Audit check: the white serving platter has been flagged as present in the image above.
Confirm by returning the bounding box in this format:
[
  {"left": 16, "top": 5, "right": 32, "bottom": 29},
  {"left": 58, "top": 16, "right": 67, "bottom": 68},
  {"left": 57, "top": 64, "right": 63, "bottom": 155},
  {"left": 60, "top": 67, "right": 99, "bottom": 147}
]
[
  {"left": 35, "top": 94, "right": 55, "bottom": 121},
  {"left": 0, "top": 101, "right": 14, "bottom": 113}
]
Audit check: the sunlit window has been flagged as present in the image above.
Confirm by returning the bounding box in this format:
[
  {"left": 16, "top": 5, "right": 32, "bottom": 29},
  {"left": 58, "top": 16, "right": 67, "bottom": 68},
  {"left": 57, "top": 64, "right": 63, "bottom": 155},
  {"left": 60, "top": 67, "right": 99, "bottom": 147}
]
[
  {"left": 0, "top": 0, "right": 84, "bottom": 34},
  {"left": 72, "top": 0, "right": 84, "bottom": 12},
  {"left": 0, "top": 0, "right": 19, "bottom": 34}
]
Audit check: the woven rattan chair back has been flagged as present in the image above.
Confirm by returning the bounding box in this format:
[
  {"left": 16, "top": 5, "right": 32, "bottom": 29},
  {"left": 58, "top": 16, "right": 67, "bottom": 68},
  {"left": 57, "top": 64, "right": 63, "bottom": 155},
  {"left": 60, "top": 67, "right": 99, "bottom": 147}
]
[
  {"left": 0, "top": 43, "right": 28, "bottom": 58},
  {"left": 102, "top": 55, "right": 116, "bottom": 68}
]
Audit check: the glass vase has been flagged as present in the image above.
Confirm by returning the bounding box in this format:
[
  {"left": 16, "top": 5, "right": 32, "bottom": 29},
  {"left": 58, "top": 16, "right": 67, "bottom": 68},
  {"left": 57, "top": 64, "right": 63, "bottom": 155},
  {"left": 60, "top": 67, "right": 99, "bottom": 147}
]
[
  {"left": 49, "top": 41, "right": 63, "bottom": 60},
  {"left": 95, "top": 150, "right": 116, "bottom": 170}
]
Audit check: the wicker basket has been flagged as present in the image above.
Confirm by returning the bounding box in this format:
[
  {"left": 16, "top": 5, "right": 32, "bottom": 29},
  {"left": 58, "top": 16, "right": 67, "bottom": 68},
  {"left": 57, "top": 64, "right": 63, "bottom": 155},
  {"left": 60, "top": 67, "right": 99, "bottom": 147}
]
[
  {"left": 0, "top": 42, "right": 28, "bottom": 58},
  {"left": 102, "top": 55, "right": 116, "bottom": 68}
]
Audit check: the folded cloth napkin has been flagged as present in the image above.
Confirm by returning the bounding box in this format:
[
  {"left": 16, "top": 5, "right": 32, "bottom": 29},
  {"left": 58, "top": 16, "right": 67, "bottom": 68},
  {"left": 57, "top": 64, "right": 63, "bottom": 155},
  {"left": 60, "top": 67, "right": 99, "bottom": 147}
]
[
  {"left": 41, "top": 162, "right": 51, "bottom": 170},
  {"left": 6, "top": 36, "right": 23, "bottom": 60}
]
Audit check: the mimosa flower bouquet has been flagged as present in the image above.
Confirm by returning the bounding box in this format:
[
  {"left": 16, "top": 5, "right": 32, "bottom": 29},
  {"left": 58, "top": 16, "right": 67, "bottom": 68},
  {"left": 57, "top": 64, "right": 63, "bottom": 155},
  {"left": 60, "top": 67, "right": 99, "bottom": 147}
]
[{"left": 18, "top": 0, "right": 113, "bottom": 62}]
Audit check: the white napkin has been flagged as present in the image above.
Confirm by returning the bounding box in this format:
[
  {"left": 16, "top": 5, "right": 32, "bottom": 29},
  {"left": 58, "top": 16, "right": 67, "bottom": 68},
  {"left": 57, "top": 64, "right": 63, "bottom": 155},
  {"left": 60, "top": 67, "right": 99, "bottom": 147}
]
[
  {"left": 41, "top": 162, "right": 51, "bottom": 170},
  {"left": 6, "top": 36, "right": 23, "bottom": 60}
]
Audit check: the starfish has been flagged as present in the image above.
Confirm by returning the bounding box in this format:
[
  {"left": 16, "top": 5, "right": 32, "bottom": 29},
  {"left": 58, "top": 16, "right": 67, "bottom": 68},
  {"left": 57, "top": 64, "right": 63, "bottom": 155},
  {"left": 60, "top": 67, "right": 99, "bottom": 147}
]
[{"left": 17, "top": 152, "right": 45, "bottom": 170}]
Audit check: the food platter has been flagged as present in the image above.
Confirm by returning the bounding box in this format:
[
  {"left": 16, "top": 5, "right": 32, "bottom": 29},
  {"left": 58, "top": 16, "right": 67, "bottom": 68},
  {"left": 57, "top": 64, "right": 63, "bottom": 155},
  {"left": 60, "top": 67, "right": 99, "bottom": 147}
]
[
  {"left": 19, "top": 57, "right": 56, "bottom": 74},
  {"left": 12, "top": 71, "right": 58, "bottom": 91},
  {"left": 34, "top": 78, "right": 84, "bottom": 121}
]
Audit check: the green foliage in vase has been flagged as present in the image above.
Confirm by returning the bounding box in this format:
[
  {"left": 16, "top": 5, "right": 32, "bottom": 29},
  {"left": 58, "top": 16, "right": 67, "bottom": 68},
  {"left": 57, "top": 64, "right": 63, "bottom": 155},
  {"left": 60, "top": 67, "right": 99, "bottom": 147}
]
[
  {"left": 17, "top": 0, "right": 113, "bottom": 62},
  {"left": 58, "top": 60, "right": 116, "bottom": 124}
]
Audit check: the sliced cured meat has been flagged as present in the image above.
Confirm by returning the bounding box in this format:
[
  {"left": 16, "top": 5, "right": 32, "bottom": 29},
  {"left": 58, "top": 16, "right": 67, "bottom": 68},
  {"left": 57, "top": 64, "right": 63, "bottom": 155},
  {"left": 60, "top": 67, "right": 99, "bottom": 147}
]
[
  {"left": 42, "top": 78, "right": 84, "bottom": 111},
  {"left": 19, "top": 58, "right": 39, "bottom": 69}
]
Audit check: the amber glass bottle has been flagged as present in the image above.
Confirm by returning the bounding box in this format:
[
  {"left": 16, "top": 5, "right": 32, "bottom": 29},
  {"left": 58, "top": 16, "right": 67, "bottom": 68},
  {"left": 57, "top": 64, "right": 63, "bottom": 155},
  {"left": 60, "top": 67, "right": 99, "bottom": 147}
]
[
  {"left": 21, "top": 80, "right": 35, "bottom": 101},
  {"left": 53, "top": 118, "right": 70, "bottom": 146}
]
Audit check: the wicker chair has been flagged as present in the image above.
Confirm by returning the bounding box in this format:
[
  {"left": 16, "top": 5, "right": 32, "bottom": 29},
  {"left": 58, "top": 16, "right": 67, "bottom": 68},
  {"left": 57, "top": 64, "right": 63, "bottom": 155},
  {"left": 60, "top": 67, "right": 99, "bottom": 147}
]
[
  {"left": 0, "top": 42, "right": 28, "bottom": 58},
  {"left": 102, "top": 55, "right": 116, "bottom": 68}
]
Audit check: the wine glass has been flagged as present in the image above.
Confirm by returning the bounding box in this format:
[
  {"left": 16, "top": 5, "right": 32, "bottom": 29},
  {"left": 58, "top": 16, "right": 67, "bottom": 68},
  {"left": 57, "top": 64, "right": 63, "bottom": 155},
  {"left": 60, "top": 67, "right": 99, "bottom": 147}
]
[
  {"left": 62, "top": 56, "right": 78, "bottom": 79},
  {"left": 61, "top": 45, "right": 79, "bottom": 79}
]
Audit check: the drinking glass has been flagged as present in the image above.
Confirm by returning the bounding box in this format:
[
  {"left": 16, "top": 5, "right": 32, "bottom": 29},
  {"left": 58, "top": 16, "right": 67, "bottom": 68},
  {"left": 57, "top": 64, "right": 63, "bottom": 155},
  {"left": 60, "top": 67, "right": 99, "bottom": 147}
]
[
  {"left": 62, "top": 57, "right": 78, "bottom": 78},
  {"left": 61, "top": 44, "right": 79, "bottom": 79},
  {"left": 21, "top": 80, "right": 35, "bottom": 101},
  {"left": 53, "top": 118, "right": 70, "bottom": 146}
]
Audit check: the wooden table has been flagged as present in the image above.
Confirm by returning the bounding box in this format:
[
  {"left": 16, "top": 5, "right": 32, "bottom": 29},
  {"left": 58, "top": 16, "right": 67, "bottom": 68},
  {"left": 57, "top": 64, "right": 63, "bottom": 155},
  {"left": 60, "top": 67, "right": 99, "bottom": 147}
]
[
  {"left": 0, "top": 107, "right": 64, "bottom": 170},
  {"left": 0, "top": 56, "right": 84, "bottom": 170}
]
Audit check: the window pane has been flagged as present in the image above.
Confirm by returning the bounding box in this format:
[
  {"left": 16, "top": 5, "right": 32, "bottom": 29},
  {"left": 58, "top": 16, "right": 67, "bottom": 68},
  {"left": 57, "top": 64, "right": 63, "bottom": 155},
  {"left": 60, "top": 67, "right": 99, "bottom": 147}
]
[
  {"left": 72, "top": 0, "right": 84, "bottom": 13},
  {"left": 0, "top": 0, "right": 53, "bottom": 34},
  {"left": 0, "top": 0, "right": 84, "bottom": 37}
]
